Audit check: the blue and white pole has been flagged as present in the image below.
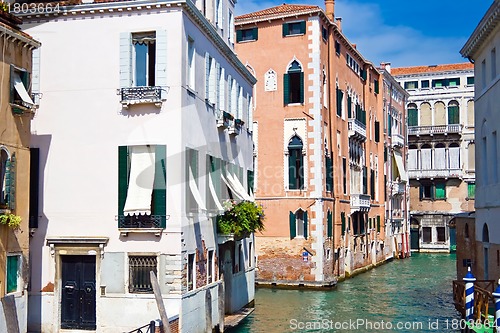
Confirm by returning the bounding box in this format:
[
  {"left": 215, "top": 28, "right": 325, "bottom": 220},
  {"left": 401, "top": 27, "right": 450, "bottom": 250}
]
[
  {"left": 463, "top": 267, "right": 476, "bottom": 322},
  {"left": 492, "top": 279, "right": 500, "bottom": 332}
]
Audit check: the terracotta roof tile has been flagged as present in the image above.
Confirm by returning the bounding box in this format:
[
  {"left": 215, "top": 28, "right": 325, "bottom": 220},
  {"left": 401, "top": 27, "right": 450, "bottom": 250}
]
[
  {"left": 235, "top": 4, "right": 321, "bottom": 21},
  {"left": 392, "top": 63, "right": 474, "bottom": 76}
]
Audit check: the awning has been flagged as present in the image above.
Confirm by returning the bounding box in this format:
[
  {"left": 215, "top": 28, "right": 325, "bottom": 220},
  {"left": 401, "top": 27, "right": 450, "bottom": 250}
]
[
  {"left": 208, "top": 172, "right": 224, "bottom": 211},
  {"left": 12, "top": 72, "right": 34, "bottom": 106},
  {"left": 124, "top": 146, "right": 155, "bottom": 216},
  {"left": 188, "top": 165, "right": 207, "bottom": 211},
  {"left": 221, "top": 173, "right": 244, "bottom": 200},
  {"left": 394, "top": 152, "right": 408, "bottom": 182}
]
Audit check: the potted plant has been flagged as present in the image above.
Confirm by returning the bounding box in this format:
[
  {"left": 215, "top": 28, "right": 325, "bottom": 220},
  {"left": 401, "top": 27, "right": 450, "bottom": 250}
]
[
  {"left": 0, "top": 213, "right": 21, "bottom": 229},
  {"left": 217, "top": 200, "right": 265, "bottom": 240}
]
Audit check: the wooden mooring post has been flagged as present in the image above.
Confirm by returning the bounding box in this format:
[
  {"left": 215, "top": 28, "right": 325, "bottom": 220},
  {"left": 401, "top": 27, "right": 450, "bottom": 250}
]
[{"left": 150, "top": 271, "right": 171, "bottom": 333}]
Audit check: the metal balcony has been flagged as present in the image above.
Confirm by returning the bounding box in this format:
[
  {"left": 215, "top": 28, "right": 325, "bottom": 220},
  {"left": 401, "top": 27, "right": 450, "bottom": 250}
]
[
  {"left": 391, "top": 133, "right": 404, "bottom": 148},
  {"left": 348, "top": 119, "right": 366, "bottom": 141},
  {"left": 408, "top": 124, "right": 462, "bottom": 136},
  {"left": 118, "top": 215, "right": 163, "bottom": 229},
  {"left": 408, "top": 168, "right": 462, "bottom": 179},
  {"left": 120, "top": 86, "right": 163, "bottom": 108},
  {"left": 350, "top": 194, "right": 371, "bottom": 212}
]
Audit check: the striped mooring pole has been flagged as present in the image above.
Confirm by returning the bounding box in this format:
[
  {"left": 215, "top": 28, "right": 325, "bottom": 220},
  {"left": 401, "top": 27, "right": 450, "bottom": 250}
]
[
  {"left": 492, "top": 279, "right": 500, "bottom": 332},
  {"left": 463, "top": 267, "right": 476, "bottom": 321}
]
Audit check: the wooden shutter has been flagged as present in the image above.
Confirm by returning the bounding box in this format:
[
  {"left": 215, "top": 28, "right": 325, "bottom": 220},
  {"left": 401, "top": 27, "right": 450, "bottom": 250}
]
[
  {"left": 247, "top": 170, "right": 254, "bottom": 195},
  {"left": 29, "top": 148, "right": 40, "bottom": 229},
  {"left": 119, "top": 32, "right": 133, "bottom": 88},
  {"left": 283, "top": 73, "right": 290, "bottom": 105},
  {"left": 327, "top": 211, "right": 332, "bottom": 238},
  {"left": 288, "top": 152, "right": 297, "bottom": 189},
  {"left": 282, "top": 23, "right": 289, "bottom": 37},
  {"left": 299, "top": 72, "right": 304, "bottom": 104},
  {"left": 153, "top": 145, "right": 167, "bottom": 228},
  {"left": 236, "top": 29, "right": 243, "bottom": 42},
  {"left": 289, "top": 211, "right": 296, "bottom": 239},
  {"left": 118, "top": 146, "right": 129, "bottom": 220},
  {"left": 205, "top": 53, "right": 210, "bottom": 100},
  {"left": 5, "top": 155, "right": 15, "bottom": 210},
  {"left": 6, "top": 256, "right": 18, "bottom": 293},
  {"left": 304, "top": 211, "right": 308, "bottom": 239},
  {"left": 300, "top": 21, "right": 306, "bottom": 34},
  {"left": 253, "top": 27, "right": 258, "bottom": 40},
  {"left": 155, "top": 29, "right": 168, "bottom": 94}
]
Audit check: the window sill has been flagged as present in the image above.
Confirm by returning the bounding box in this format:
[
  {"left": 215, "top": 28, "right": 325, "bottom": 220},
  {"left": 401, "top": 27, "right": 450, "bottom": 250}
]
[
  {"left": 285, "top": 103, "right": 303, "bottom": 107},
  {"left": 284, "top": 33, "right": 305, "bottom": 37},
  {"left": 119, "top": 228, "right": 163, "bottom": 237},
  {"left": 237, "top": 39, "right": 257, "bottom": 43}
]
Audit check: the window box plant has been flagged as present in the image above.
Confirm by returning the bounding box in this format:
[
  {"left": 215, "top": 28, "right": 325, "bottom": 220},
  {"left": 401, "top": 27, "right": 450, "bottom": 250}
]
[
  {"left": 0, "top": 213, "right": 21, "bottom": 229},
  {"left": 217, "top": 200, "right": 264, "bottom": 240}
]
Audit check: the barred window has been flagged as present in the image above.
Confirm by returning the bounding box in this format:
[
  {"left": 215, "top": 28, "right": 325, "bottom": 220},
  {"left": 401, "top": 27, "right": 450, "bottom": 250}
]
[{"left": 129, "top": 255, "right": 157, "bottom": 293}]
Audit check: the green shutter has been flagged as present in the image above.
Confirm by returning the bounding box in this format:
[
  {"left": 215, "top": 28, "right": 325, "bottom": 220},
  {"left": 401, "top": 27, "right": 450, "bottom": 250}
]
[
  {"left": 253, "top": 27, "right": 258, "bottom": 41},
  {"left": 289, "top": 211, "right": 296, "bottom": 239},
  {"left": 384, "top": 147, "right": 387, "bottom": 162},
  {"left": 326, "top": 157, "right": 333, "bottom": 192},
  {"left": 283, "top": 73, "right": 290, "bottom": 105},
  {"left": 236, "top": 29, "right": 243, "bottom": 42},
  {"left": 435, "top": 182, "right": 446, "bottom": 199},
  {"left": 361, "top": 69, "right": 367, "bottom": 81},
  {"left": 408, "top": 108, "right": 418, "bottom": 126},
  {"left": 6, "top": 255, "right": 18, "bottom": 293},
  {"left": 282, "top": 23, "right": 289, "bottom": 37},
  {"left": 388, "top": 114, "right": 392, "bottom": 136},
  {"left": 377, "top": 216, "right": 381, "bottom": 233},
  {"left": 299, "top": 72, "right": 304, "bottom": 104},
  {"left": 288, "top": 153, "right": 297, "bottom": 189},
  {"left": 375, "top": 121, "right": 380, "bottom": 142},
  {"left": 5, "top": 155, "right": 15, "bottom": 210},
  {"left": 468, "top": 183, "right": 476, "bottom": 198},
  {"left": 374, "top": 80, "right": 379, "bottom": 94},
  {"left": 327, "top": 211, "right": 333, "bottom": 238},
  {"left": 153, "top": 145, "right": 167, "bottom": 228},
  {"left": 247, "top": 170, "right": 254, "bottom": 195},
  {"left": 118, "top": 146, "right": 129, "bottom": 219},
  {"left": 347, "top": 96, "right": 352, "bottom": 118},
  {"left": 448, "top": 106, "right": 459, "bottom": 125},
  {"left": 419, "top": 184, "right": 424, "bottom": 200},
  {"left": 9, "top": 65, "right": 14, "bottom": 104},
  {"left": 336, "top": 88, "right": 342, "bottom": 116},
  {"left": 300, "top": 21, "right": 306, "bottom": 34},
  {"left": 304, "top": 211, "right": 308, "bottom": 239},
  {"left": 341, "top": 212, "right": 346, "bottom": 236}
]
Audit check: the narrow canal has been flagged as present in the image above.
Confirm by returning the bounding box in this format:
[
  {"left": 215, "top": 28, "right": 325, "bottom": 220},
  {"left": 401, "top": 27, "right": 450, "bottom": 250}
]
[{"left": 232, "top": 253, "right": 460, "bottom": 332}]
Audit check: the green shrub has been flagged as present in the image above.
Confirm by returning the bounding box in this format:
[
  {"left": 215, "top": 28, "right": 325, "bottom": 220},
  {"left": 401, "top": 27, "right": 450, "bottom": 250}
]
[{"left": 217, "top": 200, "right": 265, "bottom": 238}]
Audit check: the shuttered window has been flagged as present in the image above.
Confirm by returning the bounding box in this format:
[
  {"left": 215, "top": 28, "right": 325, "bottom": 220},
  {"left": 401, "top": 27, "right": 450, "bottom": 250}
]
[
  {"left": 468, "top": 183, "right": 475, "bottom": 199},
  {"left": 435, "top": 182, "right": 446, "bottom": 199},
  {"left": 6, "top": 255, "right": 18, "bottom": 293},
  {"left": 408, "top": 107, "right": 418, "bottom": 126},
  {"left": 283, "top": 21, "right": 306, "bottom": 36},
  {"left": 327, "top": 210, "right": 333, "bottom": 238},
  {"left": 289, "top": 211, "right": 296, "bottom": 239},
  {"left": 326, "top": 156, "right": 333, "bottom": 192},
  {"left": 448, "top": 103, "right": 460, "bottom": 125},
  {"left": 288, "top": 136, "right": 304, "bottom": 190},
  {"left": 341, "top": 212, "right": 346, "bottom": 235},
  {"left": 284, "top": 61, "right": 304, "bottom": 105},
  {"left": 336, "top": 88, "right": 343, "bottom": 117},
  {"left": 30, "top": 148, "right": 40, "bottom": 229},
  {"left": 236, "top": 28, "right": 258, "bottom": 42},
  {"left": 376, "top": 216, "right": 381, "bottom": 233},
  {"left": 374, "top": 121, "right": 380, "bottom": 142}
]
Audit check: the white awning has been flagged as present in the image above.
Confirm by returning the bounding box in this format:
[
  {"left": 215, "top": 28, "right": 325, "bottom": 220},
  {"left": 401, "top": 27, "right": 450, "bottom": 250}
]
[
  {"left": 208, "top": 172, "right": 224, "bottom": 211},
  {"left": 189, "top": 165, "right": 207, "bottom": 211},
  {"left": 228, "top": 172, "right": 252, "bottom": 201},
  {"left": 394, "top": 152, "right": 408, "bottom": 182},
  {"left": 124, "top": 145, "right": 155, "bottom": 216},
  {"left": 12, "top": 72, "right": 34, "bottom": 106},
  {"left": 221, "top": 173, "right": 244, "bottom": 200}
]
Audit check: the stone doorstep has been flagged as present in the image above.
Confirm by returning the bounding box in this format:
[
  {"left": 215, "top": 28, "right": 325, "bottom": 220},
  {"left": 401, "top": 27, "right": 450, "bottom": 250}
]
[{"left": 224, "top": 307, "right": 255, "bottom": 330}]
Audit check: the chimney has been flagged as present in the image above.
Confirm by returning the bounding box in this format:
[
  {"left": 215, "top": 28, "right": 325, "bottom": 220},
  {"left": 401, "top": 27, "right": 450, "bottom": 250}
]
[
  {"left": 335, "top": 17, "right": 342, "bottom": 31},
  {"left": 325, "top": 0, "right": 335, "bottom": 20},
  {"left": 381, "top": 62, "right": 391, "bottom": 74}
]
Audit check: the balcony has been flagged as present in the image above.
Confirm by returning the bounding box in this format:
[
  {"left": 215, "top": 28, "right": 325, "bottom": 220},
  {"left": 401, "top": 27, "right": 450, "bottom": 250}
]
[
  {"left": 120, "top": 86, "right": 164, "bottom": 108},
  {"left": 228, "top": 118, "right": 244, "bottom": 136},
  {"left": 118, "top": 214, "right": 164, "bottom": 236},
  {"left": 408, "top": 168, "right": 462, "bottom": 179},
  {"left": 217, "top": 111, "right": 234, "bottom": 129},
  {"left": 348, "top": 119, "right": 366, "bottom": 141},
  {"left": 408, "top": 124, "right": 462, "bottom": 136},
  {"left": 391, "top": 133, "right": 404, "bottom": 148},
  {"left": 350, "top": 194, "right": 371, "bottom": 212},
  {"left": 391, "top": 182, "right": 406, "bottom": 195}
]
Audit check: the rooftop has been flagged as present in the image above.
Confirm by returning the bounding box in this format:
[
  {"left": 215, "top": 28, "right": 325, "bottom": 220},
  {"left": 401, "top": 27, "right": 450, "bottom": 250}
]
[
  {"left": 235, "top": 4, "right": 321, "bottom": 23},
  {"left": 392, "top": 63, "right": 474, "bottom": 76}
]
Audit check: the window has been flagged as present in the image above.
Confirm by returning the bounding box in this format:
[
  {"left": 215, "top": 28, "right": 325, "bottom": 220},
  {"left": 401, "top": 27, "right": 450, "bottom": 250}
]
[
  {"left": 447, "top": 101, "right": 459, "bottom": 125},
  {"left": 322, "top": 26, "right": 328, "bottom": 41},
  {"left": 0, "top": 149, "right": 15, "bottom": 210},
  {"left": 422, "top": 227, "right": 432, "bottom": 243},
  {"left": 228, "top": 11, "right": 234, "bottom": 44},
  {"left": 467, "top": 76, "right": 475, "bottom": 85},
  {"left": 448, "top": 77, "right": 460, "bottom": 87},
  {"left": 188, "top": 37, "right": 195, "bottom": 89},
  {"left": 362, "top": 166, "right": 367, "bottom": 195},
  {"left": 187, "top": 253, "right": 195, "bottom": 291},
  {"left": 376, "top": 216, "right": 381, "bottom": 233},
  {"left": 218, "top": 66, "right": 225, "bottom": 112},
  {"left": 407, "top": 103, "right": 418, "bottom": 126},
  {"left": 284, "top": 60, "right": 304, "bottom": 105},
  {"left": 207, "top": 250, "right": 214, "bottom": 283},
  {"left": 215, "top": 0, "right": 222, "bottom": 29},
  {"left": 341, "top": 212, "right": 346, "bottom": 235},
  {"left": 325, "top": 155, "right": 333, "bottom": 192},
  {"left": 468, "top": 183, "right": 476, "bottom": 199},
  {"left": 421, "top": 80, "right": 429, "bottom": 88},
  {"left": 482, "top": 59, "right": 487, "bottom": 89},
  {"left": 374, "top": 121, "right": 380, "bottom": 142},
  {"left": 10, "top": 65, "right": 34, "bottom": 111},
  {"left": 6, "top": 255, "right": 19, "bottom": 293},
  {"left": 248, "top": 242, "right": 253, "bottom": 267},
  {"left": 342, "top": 158, "right": 347, "bottom": 194},
  {"left": 132, "top": 32, "right": 156, "bottom": 87},
  {"left": 283, "top": 21, "right": 306, "bottom": 36},
  {"left": 236, "top": 28, "right": 258, "bottom": 42},
  {"left": 205, "top": 54, "right": 216, "bottom": 104},
  {"left": 432, "top": 79, "right": 445, "bottom": 88},
  {"left": 370, "top": 169, "right": 375, "bottom": 198},
  {"left": 186, "top": 148, "right": 201, "bottom": 212},
  {"left": 288, "top": 135, "right": 304, "bottom": 190},
  {"left": 335, "top": 40, "right": 341, "bottom": 55},
  {"left": 492, "top": 48, "right": 497, "bottom": 79},
  {"left": 436, "top": 227, "right": 446, "bottom": 242},
  {"left": 118, "top": 145, "right": 166, "bottom": 229},
  {"left": 374, "top": 79, "right": 379, "bottom": 94},
  {"left": 420, "top": 183, "right": 433, "bottom": 200},
  {"left": 336, "top": 87, "right": 343, "bottom": 117},
  {"left": 435, "top": 182, "right": 446, "bottom": 199},
  {"left": 30, "top": 148, "right": 40, "bottom": 229},
  {"left": 129, "top": 255, "right": 157, "bottom": 293},
  {"left": 327, "top": 210, "right": 333, "bottom": 238},
  {"left": 404, "top": 81, "right": 418, "bottom": 90},
  {"left": 289, "top": 209, "right": 308, "bottom": 239}
]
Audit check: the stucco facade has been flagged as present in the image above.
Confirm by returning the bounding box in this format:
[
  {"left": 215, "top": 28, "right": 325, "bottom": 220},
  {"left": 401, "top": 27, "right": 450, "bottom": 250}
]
[
  {"left": 235, "top": 1, "right": 397, "bottom": 284},
  {"left": 0, "top": 12, "right": 39, "bottom": 333},
  {"left": 21, "top": 0, "right": 255, "bottom": 332},
  {"left": 460, "top": 1, "right": 500, "bottom": 281},
  {"left": 393, "top": 63, "right": 475, "bottom": 253}
]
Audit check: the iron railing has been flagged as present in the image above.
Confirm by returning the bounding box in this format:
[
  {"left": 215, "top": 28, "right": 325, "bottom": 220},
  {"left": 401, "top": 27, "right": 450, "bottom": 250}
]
[
  {"left": 120, "top": 86, "right": 162, "bottom": 106},
  {"left": 118, "top": 215, "right": 163, "bottom": 229},
  {"left": 126, "top": 321, "right": 156, "bottom": 333}
]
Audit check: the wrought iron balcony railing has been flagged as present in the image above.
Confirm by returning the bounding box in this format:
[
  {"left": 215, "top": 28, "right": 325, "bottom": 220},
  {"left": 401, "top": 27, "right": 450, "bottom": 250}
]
[
  {"left": 120, "top": 86, "right": 164, "bottom": 108},
  {"left": 408, "top": 124, "right": 462, "bottom": 136},
  {"left": 118, "top": 215, "right": 163, "bottom": 229}
]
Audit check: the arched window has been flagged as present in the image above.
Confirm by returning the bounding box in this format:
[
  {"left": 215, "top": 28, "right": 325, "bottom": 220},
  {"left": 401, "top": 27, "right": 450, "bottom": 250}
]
[
  {"left": 449, "top": 143, "right": 460, "bottom": 169},
  {"left": 289, "top": 209, "right": 308, "bottom": 239},
  {"left": 420, "top": 102, "right": 432, "bottom": 126},
  {"left": 408, "top": 145, "right": 418, "bottom": 170},
  {"left": 435, "top": 143, "right": 446, "bottom": 170},
  {"left": 407, "top": 103, "right": 418, "bottom": 126},
  {"left": 468, "top": 142, "right": 475, "bottom": 170},
  {"left": 288, "top": 135, "right": 304, "bottom": 190},
  {"left": 448, "top": 100, "right": 460, "bottom": 125},
  {"left": 284, "top": 60, "right": 304, "bottom": 105},
  {"left": 467, "top": 100, "right": 474, "bottom": 126},
  {"left": 421, "top": 144, "right": 432, "bottom": 170},
  {"left": 434, "top": 101, "right": 446, "bottom": 126},
  {"left": 0, "top": 149, "right": 14, "bottom": 210},
  {"left": 483, "top": 223, "right": 489, "bottom": 243}
]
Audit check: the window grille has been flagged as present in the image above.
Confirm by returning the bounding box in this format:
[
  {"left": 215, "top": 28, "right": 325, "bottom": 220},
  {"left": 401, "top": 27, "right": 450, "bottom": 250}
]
[{"left": 129, "top": 256, "right": 157, "bottom": 293}]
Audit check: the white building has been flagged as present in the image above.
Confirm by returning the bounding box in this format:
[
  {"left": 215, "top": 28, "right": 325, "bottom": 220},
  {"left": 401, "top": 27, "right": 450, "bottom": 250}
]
[
  {"left": 21, "top": 0, "right": 256, "bottom": 332},
  {"left": 393, "top": 63, "right": 475, "bottom": 252},
  {"left": 460, "top": 1, "right": 500, "bottom": 280}
]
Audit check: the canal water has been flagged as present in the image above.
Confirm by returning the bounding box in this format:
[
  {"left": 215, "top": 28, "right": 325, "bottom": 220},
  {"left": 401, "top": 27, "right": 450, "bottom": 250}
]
[{"left": 231, "top": 253, "right": 461, "bottom": 332}]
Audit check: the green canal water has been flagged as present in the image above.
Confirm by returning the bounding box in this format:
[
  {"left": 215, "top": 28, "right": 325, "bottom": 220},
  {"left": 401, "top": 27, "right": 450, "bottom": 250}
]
[{"left": 231, "top": 253, "right": 461, "bottom": 332}]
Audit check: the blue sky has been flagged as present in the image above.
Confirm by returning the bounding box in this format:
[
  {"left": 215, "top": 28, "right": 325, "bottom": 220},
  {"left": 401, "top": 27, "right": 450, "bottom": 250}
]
[{"left": 235, "top": 0, "right": 493, "bottom": 68}]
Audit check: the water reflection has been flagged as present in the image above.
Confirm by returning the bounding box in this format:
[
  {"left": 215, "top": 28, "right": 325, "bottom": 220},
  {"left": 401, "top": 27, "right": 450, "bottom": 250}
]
[{"left": 231, "top": 253, "right": 460, "bottom": 332}]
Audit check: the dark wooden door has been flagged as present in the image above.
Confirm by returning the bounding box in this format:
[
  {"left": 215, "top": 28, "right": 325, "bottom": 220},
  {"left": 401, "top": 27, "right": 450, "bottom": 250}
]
[{"left": 61, "top": 255, "right": 96, "bottom": 330}]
